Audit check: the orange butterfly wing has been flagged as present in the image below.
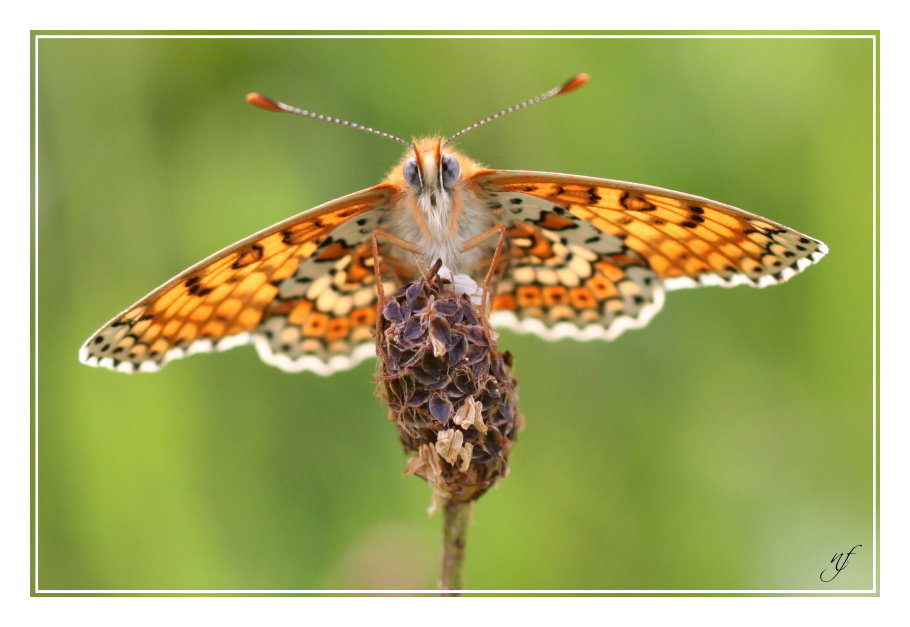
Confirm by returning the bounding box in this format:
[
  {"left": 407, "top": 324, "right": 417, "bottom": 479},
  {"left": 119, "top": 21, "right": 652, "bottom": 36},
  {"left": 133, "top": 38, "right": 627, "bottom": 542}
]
[
  {"left": 79, "top": 184, "right": 396, "bottom": 374},
  {"left": 476, "top": 170, "right": 828, "bottom": 287},
  {"left": 473, "top": 169, "right": 827, "bottom": 340}
]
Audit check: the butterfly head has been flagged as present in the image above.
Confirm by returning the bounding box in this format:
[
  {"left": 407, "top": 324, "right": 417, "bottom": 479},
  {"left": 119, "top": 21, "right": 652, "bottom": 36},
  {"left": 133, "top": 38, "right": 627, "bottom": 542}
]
[
  {"left": 399, "top": 138, "right": 468, "bottom": 193},
  {"left": 246, "top": 74, "right": 589, "bottom": 246},
  {"left": 391, "top": 138, "right": 480, "bottom": 215}
]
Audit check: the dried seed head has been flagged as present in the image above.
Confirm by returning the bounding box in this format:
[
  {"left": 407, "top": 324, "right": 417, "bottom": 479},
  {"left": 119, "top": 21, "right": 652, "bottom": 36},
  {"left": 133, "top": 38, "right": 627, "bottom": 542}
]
[{"left": 377, "top": 269, "right": 523, "bottom": 511}]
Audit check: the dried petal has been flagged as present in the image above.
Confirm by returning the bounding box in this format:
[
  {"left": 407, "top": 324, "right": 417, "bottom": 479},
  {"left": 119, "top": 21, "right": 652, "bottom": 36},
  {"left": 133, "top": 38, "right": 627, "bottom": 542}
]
[
  {"left": 403, "top": 388, "right": 429, "bottom": 408},
  {"left": 402, "top": 316, "right": 424, "bottom": 341},
  {"left": 429, "top": 395, "right": 454, "bottom": 424},
  {"left": 405, "top": 280, "right": 427, "bottom": 308},
  {"left": 435, "top": 429, "right": 465, "bottom": 466},
  {"left": 429, "top": 318, "right": 452, "bottom": 357},
  {"left": 458, "top": 442, "right": 474, "bottom": 472},
  {"left": 382, "top": 299, "right": 404, "bottom": 323},
  {"left": 453, "top": 397, "right": 487, "bottom": 434},
  {"left": 403, "top": 450, "right": 430, "bottom": 477},
  {"left": 461, "top": 303, "right": 479, "bottom": 326},
  {"left": 447, "top": 338, "right": 468, "bottom": 367},
  {"left": 432, "top": 298, "right": 459, "bottom": 317}
]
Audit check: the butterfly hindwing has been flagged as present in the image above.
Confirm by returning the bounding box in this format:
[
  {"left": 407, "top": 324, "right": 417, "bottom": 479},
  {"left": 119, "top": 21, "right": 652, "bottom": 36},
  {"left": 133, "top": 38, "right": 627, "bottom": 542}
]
[
  {"left": 79, "top": 185, "right": 395, "bottom": 374},
  {"left": 475, "top": 169, "right": 827, "bottom": 340},
  {"left": 485, "top": 189, "right": 665, "bottom": 341},
  {"left": 254, "top": 216, "right": 398, "bottom": 375}
]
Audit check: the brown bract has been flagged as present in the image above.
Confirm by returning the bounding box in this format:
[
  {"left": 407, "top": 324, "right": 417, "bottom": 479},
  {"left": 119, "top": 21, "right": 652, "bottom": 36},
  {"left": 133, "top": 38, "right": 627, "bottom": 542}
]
[{"left": 376, "top": 271, "right": 523, "bottom": 511}]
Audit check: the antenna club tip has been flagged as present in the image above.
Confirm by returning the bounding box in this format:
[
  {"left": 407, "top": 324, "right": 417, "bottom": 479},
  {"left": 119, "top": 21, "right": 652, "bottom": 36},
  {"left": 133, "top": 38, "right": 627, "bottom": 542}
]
[
  {"left": 558, "top": 73, "right": 590, "bottom": 95},
  {"left": 246, "top": 92, "right": 283, "bottom": 112}
]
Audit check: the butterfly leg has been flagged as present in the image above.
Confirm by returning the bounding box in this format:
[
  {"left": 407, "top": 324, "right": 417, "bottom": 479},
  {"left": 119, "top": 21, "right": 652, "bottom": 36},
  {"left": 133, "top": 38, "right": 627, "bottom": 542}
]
[
  {"left": 370, "top": 228, "right": 425, "bottom": 336},
  {"left": 369, "top": 228, "right": 424, "bottom": 297},
  {"left": 460, "top": 223, "right": 507, "bottom": 321}
]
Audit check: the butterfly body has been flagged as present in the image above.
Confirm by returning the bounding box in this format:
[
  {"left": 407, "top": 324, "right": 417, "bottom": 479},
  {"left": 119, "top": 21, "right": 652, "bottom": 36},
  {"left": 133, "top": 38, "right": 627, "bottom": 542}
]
[
  {"left": 382, "top": 138, "right": 494, "bottom": 276},
  {"left": 80, "top": 76, "right": 828, "bottom": 376}
]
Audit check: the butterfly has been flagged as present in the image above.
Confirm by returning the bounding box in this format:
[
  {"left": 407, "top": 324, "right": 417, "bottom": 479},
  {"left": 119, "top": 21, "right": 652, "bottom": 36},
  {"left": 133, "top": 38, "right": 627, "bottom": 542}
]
[{"left": 79, "top": 73, "right": 828, "bottom": 376}]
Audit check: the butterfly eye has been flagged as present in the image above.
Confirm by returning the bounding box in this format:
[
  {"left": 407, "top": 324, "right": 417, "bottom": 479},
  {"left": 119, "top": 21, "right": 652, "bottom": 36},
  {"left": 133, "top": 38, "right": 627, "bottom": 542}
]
[
  {"left": 403, "top": 158, "right": 421, "bottom": 189},
  {"left": 440, "top": 154, "right": 460, "bottom": 187}
]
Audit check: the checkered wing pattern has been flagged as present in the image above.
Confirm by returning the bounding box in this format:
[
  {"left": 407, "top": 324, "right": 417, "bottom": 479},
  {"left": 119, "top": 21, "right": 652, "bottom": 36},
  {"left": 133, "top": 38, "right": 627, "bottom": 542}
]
[
  {"left": 475, "top": 170, "right": 827, "bottom": 341},
  {"left": 79, "top": 185, "right": 396, "bottom": 375}
]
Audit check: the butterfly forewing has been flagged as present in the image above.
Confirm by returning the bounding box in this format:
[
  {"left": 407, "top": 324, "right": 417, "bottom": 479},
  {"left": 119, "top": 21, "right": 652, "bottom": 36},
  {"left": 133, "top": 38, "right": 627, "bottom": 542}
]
[
  {"left": 79, "top": 184, "right": 395, "bottom": 374},
  {"left": 474, "top": 169, "right": 827, "bottom": 341}
]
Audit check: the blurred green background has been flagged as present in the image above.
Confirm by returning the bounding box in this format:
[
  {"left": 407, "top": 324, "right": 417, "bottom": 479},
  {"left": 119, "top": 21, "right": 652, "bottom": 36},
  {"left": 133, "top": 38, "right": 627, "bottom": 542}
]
[{"left": 35, "top": 35, "right": 874, "bottom": 592}]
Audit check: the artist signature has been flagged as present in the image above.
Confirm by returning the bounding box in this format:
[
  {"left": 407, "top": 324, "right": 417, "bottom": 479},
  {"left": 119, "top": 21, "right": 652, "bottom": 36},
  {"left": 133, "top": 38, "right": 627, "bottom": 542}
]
[{"left": 820, "top": 545, "right": 861, "bottom": 582}]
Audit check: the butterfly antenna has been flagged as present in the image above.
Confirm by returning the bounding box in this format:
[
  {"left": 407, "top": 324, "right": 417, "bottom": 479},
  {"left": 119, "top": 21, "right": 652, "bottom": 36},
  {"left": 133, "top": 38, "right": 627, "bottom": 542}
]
[
  {"left": 246, "top": 92, "right": 414, "bottom": 150},
  {"left": 443, "top": 73, "right": 589, "bottom": 147}
]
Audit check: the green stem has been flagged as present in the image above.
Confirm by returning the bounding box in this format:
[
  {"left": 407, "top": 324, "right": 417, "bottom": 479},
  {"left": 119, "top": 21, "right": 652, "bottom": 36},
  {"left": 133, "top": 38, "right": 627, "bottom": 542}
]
[{"left": 440, "top": 499, "right": 473, "bottom": 595}]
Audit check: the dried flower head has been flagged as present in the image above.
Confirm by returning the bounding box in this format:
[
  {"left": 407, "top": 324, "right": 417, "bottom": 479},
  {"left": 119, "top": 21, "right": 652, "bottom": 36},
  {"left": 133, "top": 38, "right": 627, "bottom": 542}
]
[{"left": 376, "top": 268, "right": 523, "bottom": 511}]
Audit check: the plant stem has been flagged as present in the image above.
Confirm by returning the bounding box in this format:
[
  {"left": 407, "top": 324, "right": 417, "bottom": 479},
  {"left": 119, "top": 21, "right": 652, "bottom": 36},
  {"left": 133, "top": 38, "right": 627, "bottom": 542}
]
[{"left": 440, "top": 499, "right": 473, "bottom": 595}]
